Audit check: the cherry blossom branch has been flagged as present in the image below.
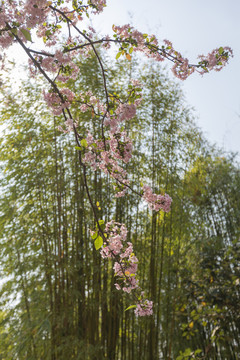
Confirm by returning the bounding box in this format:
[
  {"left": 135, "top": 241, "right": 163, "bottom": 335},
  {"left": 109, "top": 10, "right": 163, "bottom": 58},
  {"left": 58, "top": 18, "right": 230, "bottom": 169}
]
[
  {"left": 82, "top": 161, "right": 150, "bottom": 311},
  {"left": 49, "top": 5, "right": 109, "bottom": 145},
  {"left": 27, "top": 36, "right": 232, "bottom": 74},
  {"left": 6, "top": 24, "right": 62, "bottom": 101},
  {"left": 7, "top": 13, "right": 148, "bottom": 312},
  {"left": 0, "top": 0, "right": 233, "bottom": 317}
]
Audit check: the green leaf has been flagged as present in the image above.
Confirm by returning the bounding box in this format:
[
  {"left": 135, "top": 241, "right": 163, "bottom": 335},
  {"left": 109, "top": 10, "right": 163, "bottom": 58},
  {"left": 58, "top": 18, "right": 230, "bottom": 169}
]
[
  {"left": 218, "top": 47, "right": 224, "bottom": 55},
  {"left": 184, "top": 348, "right": 192, "bottom": 356},
  {"left": 94, "top": 236, "right": 103, "bottom": 250},
  {"left": 129, "top": 47, "right": 133, "bottom": 54},
  {"left": 97, "top": 219, "right": 105, "bottom": 230},
  {"left": 125, "top": 305, "right": 137, "bottom": 311},
  {"left": 116, "top": 52, "right": 121, "bottom": 60},
  {"left": 20, "top": 28, "right": 32, "bottom": 42},
  {"left": 75, "top": 146, "right": 82, "bottom": 151},
  {"left": 91, "top": 232, "right": 98, "bottom": 240},
  {"left": 80, "top": 139, "right": 88, "bottom": 147}
]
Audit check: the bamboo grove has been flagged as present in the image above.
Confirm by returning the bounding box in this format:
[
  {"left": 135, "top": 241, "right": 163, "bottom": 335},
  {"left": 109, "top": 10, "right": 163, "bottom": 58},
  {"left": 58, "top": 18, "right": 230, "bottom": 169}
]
[{"left": 0, "top": 55, "right": 239, "bottom": 359}]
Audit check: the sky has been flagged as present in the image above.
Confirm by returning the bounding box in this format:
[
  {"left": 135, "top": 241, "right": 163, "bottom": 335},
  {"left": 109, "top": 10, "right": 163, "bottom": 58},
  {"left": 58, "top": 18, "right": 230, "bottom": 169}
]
[
  {"left": 6, "top": 0, "right": 240, "bottom": 156},
  {"left": 92, "top": 0, "right": 240, "bottom": 156}
]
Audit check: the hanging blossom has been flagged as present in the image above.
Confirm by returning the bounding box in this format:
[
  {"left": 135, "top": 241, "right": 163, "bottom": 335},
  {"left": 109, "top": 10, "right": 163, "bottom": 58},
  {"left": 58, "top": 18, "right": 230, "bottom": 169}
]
[
  {"left": 30, "top": 49, "right": 79, "bottom": 82},
  {"left": 58, "top": 118, "right": 78, "bottom": 133},
  {"left": 82, "top": 130, "right": 132, "bottom": 197},
  {"left": 142, "top": 184, "right": 172, "bottom": 212},
  {"left": 93, "top": 220, "right": 153, "bottom": 316},
  {"left": 135, "top": 296, "right": 153, "bottom": 317},
  {"left": 43, "top": 88, "right": 75, "bottom": 115},
  {"left": 197, "top": 46, "right": 233, "bottom": 74},
  {"left": 75, "top": 85, "right": 141, "bottom": 197},
  {"left": 90, "top": 0, "right": 107, "bottom": 13}
]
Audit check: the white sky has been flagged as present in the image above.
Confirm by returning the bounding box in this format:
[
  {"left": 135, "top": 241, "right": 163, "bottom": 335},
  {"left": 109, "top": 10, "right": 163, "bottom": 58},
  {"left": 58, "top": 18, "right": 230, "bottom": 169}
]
[
  {"left": 5, "top": 0, "right": 240, "bottom": 156},
  {"left": 93, "top": 0, "right": 240, "bottom": 156}
]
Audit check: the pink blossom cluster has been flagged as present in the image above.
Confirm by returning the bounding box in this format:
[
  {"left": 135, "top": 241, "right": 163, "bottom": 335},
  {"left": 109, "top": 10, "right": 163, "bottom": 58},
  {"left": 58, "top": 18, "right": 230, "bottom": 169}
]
[
  {"left": 113, "top": 24, "right": 145, "bottom": 47},
  {"left": 162, "top": 40, "right": 195, "bottom": 80},
  {"left": 43, "top": 88, "right": 75, "bottom": 115},
  {"left": 113, "top": 26, "right": 188, "bottom": 75},
  {"left": 100, "top": 222, "right": 138, "bottom": 295},
  {"left": 82, "top": 131, "right": 133, "bottom": 197},
  {"left": 142, "top": 185, "right": 172, "bottom": 212},
  {"left": 90, "top": 0, "right": 106, "bottom": 14},
  {"left": 0, "top": 0, "right": 105, "bottom": 52},
  {"left": 135, "top": 296, "right": 153, "bottom": 317},
  {"left": 0, "top": 0, "right": 49, "bottom": 28},
  {"left": 0, "top": 0, "right": 50, "bottom": 48},
  {"left": 172, "top": 59, "right": 195, "bottom": 80},
  {"left": 22, "top": 0, "right": 50, "bottom": 28},
  {"left": 36, "top": 22, "right": 61, "bottom": 47},
  {"left": 0, "top": 29, "right": 13, "bottom": 49},
  {"left": 28, "top": 48, "right": 80, "bottom": 83},
  {"left": 115, "top": 103, "right": 137, "bottom": 122},
  {"left": 97, "top": 221, "right": 152, "bottom": 316},
  {"left": 108, "top": 132, "right": 133, "bottom": 163},
  {"left": 113, "top": 251, "right": 139, "bottom": 293},
  {"left": 104, "top": 102, "right": 138, "bottom": 134},
  {"left": 58, "top": 118, "right": 78, "bottom": 133},
  {"left": 99, "top": 222, "right": 137, "bottom": 295},
  {"left": 198, "top": 46, "right": 233, "bottom": 74},
  {"left": 78, "top": 89, "right": 141, "bottom": 196},
  {"left": 82, "top": 131, "right": 131, "bottom": 196},
  {"left": 33, "top": 50, "right": 80, "bottom": 84},
  {"left": 113, "top": 24, "right": 165, "bottom": 62},
  {"left": 100, "top": 221, "right": 128, "bottom": 258}
]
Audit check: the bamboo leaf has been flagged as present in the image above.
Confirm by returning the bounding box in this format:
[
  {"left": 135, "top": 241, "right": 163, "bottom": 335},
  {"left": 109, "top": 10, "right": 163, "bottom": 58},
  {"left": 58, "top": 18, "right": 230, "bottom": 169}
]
[{"left": 125, "top": 305, "right": 137, "bottom": 311}]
